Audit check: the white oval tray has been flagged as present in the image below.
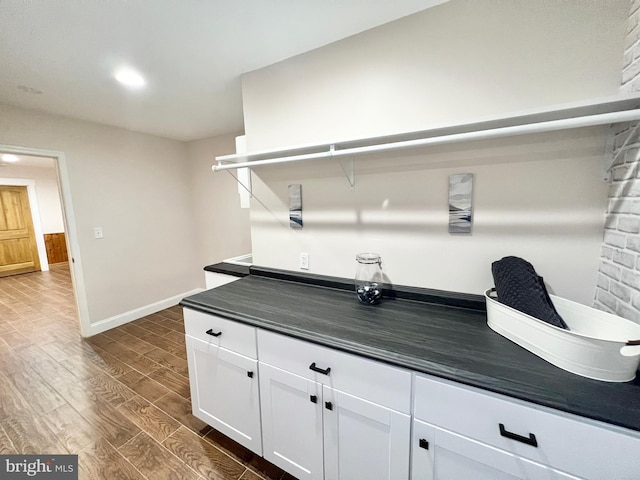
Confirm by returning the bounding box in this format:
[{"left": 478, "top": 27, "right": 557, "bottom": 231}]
[{"left": 485, "top": 289, "right": 640, "bottom": 382}]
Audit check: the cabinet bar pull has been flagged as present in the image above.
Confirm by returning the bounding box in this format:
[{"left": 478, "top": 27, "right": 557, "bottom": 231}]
[
  {"left": 325, "top": 401, "right": 333, "bottom": 411},
  {"left": 419, "top": 439, "right": 429, "bottom": 450},
  {"left": 310, "top": 395, "right": 317, "bottom": 404},
  {"left": 247, "top": 371, "right": 254, "bottom": 378},
  {"left": 499, "top": 423, "right": 538, "bottom": 447},
  {"left": 309, "top": 363, "right": 331, "bottom": 375},
  {"left": 205, "top": 329, "right": 222, "bottom": 337}
]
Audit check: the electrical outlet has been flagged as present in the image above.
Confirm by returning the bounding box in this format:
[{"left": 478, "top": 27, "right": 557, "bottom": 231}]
[
  {"left": 299, "top": 252, "right": 309, "bottom": 270},
  {"left": 93, "top": 227, "right": 104, "bottom": 239}
]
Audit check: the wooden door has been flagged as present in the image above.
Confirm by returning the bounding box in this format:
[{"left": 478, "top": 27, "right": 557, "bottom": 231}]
[{"left": 0, "top": 185, "right": 41, "bottom": 277}]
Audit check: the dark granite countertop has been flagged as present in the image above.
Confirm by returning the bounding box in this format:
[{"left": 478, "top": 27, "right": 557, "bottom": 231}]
[
  {"left": 204, "top": 262, "right": 250, "bottom": 277},
  {"left": 182, "top": 267, "right": 640, "bottom": 434}
]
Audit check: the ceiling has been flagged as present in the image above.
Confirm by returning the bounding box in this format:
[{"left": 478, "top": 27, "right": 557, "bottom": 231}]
[
  {"left": 0, "top": 0, "right": 448, "bottom": 142},
  {"left": 0, "top": 153, "right": 54, "bottom": 168}
]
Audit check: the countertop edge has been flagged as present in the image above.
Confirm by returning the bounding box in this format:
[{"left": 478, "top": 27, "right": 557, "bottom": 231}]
[
  {"left": 203, "top": 262, "right": 250, "bottom": 277},
  {"left": 252, "top": 266, "right": 487, "bottom": 311}
]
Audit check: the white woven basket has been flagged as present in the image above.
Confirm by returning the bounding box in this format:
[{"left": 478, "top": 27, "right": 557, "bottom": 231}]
[{"left": 485, "top": 289, "right": 640, "bottom": 382}]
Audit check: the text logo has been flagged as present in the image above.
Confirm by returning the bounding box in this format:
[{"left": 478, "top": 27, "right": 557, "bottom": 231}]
[{"left": 1, "top": 455, "right": 78, "bottom": 479}]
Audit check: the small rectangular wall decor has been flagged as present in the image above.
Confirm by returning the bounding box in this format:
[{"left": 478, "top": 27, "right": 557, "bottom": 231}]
[
  {"left": 289, "top": 184, "right": 303, "bottom": 229},
  {"left": 449, "top": 173, "right": 473, "bottom": 234}
]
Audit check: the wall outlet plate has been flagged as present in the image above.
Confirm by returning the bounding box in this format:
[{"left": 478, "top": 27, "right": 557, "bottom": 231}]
[{"left": 299, "top": 252, "right": 309, "bottom": 270}]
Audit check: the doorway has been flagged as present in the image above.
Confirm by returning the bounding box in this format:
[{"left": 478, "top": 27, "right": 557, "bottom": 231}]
[{"left": 0, "top": 145, "right": 90, "bottom": 336}]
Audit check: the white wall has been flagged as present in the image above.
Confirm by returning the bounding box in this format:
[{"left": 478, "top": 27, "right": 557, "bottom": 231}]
[
  {"left": 0, "top": 163, "right": 64, "bottom": 233},
  {"left": 0, "top": 103, "right": 201, "bottom": 327},
  {"left": 187, "top": 134, "right": 252, "bottom": 268},
  {"left": 242, "top": 0, "right": 627, "bottom": 151},
  {"left": 249, "top": 129, "right": 609, "bottom": 305},
  {"left": 240, "top": 0, "right": 627, "bottom": 305}
]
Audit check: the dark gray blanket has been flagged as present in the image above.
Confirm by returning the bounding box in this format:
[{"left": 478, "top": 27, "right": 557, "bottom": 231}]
[{"left": 491, "top": 256, "right": 569, "bottom": 330}]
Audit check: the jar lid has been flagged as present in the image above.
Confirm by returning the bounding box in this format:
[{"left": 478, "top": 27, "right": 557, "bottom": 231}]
[{"left": 356, "top": 253, "right": 381, "bottom": 264}]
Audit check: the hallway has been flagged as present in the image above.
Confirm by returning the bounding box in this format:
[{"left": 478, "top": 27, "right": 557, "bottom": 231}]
[{"left": 0, "top": 263, "right": 289, "bottom": 480}]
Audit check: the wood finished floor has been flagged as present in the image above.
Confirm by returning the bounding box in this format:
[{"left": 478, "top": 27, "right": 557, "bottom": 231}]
[{"left": 0, "top": 263, "right": 293, "bottom": 480}]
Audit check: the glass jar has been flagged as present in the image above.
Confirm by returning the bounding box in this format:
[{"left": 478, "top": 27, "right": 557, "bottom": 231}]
[{"left": 355, "top": 253, "right": 383, "bottom": 305}]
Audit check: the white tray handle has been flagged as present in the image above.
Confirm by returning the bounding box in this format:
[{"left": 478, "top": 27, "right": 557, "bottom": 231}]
[{"left": 620, "top": 340, "right": 640, "bottom": 357}]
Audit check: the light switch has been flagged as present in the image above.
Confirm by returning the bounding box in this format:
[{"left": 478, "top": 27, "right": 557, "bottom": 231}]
[{"left": 93, "top": 227, "right": 104, "bottom": 239}]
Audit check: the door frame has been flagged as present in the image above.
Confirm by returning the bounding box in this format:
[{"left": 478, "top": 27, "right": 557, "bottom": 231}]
[
  {"left": 0, "top": 179, "right": 49, "bottom": 272},
  {"left": 0, "top": 144, "right": 90, "bottom": 336}
]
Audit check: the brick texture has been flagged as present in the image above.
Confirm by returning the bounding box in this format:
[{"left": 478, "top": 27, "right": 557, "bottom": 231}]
[{"left": 594, "top": 1, "right": 640, "bottom": 323}]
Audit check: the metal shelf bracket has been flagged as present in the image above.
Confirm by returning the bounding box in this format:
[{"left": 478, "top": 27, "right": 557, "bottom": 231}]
[{"left": 334, "top": 145, "right": 355, "bottom": 190}]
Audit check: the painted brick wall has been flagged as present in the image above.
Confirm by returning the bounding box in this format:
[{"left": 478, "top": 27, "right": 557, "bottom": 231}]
[{"left": 594, "top": 0, "right": 640, "bottom": 322}]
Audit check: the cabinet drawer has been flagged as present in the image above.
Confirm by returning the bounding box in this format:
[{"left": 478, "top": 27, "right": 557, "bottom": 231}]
[
  {"left": 414, "top": 374, "right": 640, "bottom": 480},
  {"left": 183, "top": 308, "right": 256, "bottom": 358},
  {"left": 257, "top": 330, "right": 411, "bottom": 413},
  {"left": 411, "top": 419, "right": 580, "bottom": 480}
]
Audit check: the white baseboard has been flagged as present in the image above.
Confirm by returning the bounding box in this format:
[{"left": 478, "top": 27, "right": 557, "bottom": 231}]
[{"left": 83, "top": 288, "right": 204, "bottom": 337}]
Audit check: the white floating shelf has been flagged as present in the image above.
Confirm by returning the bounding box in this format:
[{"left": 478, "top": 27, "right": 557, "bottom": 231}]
[{"left": 214, "top": 95, "right": 640, "bottom": 172}]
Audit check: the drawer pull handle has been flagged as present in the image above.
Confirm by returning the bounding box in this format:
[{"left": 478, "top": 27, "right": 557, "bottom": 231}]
[
  {"left": 325, "top": 401, "right": 333, "bottom": 411},
  {"left": 499, "top": 423, "right": 538, "bottom": 447},
  {"left": 419, "top": 438, "right": 429, "bottom": 450},
  {"left": 310, "top": 395, "right": 318, "bottom": 404},
  {"left": 205, "top": 329, "right": 222, "bottom": 337},
  {"left": 247, "top": 371, "right": 254, "bottom": 378},
  {"left": 309, "top": 363, "right": 331, "bottom": 375}
]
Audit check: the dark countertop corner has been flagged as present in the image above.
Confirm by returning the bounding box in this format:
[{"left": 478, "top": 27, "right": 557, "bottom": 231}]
[{"left": 204, "top": 262, "right": 250, "bottom": 277}]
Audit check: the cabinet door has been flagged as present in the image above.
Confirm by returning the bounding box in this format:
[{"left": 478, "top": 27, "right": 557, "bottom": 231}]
[
  {"left": 259, "top": 362, "right": 324, "bottom": 480},
  {"left": 411, "top": 419, "right": 581, "bottom": 480},
  {"left": 186, "top": 335, "right": 262, "bottom": 454},
  {"left": 323, "top": 386, "right": 410, "bottom": 480}
]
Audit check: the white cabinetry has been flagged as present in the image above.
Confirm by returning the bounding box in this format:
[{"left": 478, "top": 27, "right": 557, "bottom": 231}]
[
  {"left": 183, "top": 305, "right": 640, "bottom": 480},
  {"left": 412, "top": 374, "right": 640, "bottom": 480},
  {"left": 258, "top": 330, "right": 412, "bottom": 480},
  {"left": 259, "top": 363, "right": 324, "bottom": 479},
  {"left": 322, "top": 385, "right": 410, "bottom": 480},
  {"left": 184, "top": 309, "right": 262, "bottom": 454}
]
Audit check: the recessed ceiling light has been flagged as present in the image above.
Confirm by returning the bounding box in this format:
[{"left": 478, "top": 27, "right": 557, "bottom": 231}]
[
  {"left": 114, "top": 68, "right": 146, "bottom": 88},
  {"left": 1, "top": 154, "right": 19, "bottom": 163}
]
